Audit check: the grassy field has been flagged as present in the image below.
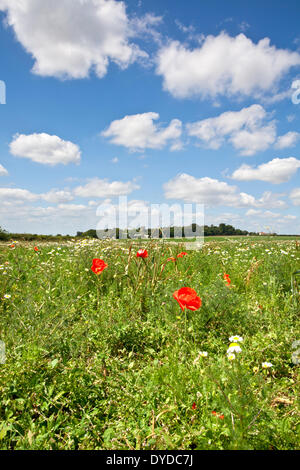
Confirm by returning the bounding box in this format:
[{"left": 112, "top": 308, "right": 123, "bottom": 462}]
[{"left": 0, "top": 236, "right": 299, "bottom": 450}]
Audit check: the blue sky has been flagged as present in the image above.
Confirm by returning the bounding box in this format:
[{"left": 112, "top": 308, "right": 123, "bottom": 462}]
[{"left": 0, "top": 0, "right": 299, "bottom": 235}]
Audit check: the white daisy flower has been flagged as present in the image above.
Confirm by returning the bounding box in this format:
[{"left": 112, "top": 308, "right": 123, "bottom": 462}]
[
  {"left": 262, "top": 362, "right": 273, "bottom": 369},
  {"left": 227, "top": 353, "right": 236, "bottom": 361},
  {"left": 198, "top": 351, "right": 208, "bottom": 357},
  {"left": 229, "top": 335, "right": 243, "bottom": 343},
  {"left": 227, "top": 343, "right": 242, "bottom": 354}
]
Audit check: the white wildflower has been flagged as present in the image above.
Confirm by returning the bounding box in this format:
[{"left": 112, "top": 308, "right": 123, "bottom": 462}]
[
  {"left": 262, "top": 362, "right": 273, "bottom": 369},
  {"left": 229, "top": 335, "right": 243, "bottom": 343},
  {"left": 227, "top": 353, "right": 236, "bottom": 361},
  {"left": 227, "top": 343, "right": 242, "bottom": 354}
]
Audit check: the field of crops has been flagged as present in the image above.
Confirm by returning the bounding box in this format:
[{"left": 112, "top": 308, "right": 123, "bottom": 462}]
[{"left": 0, "top": 237, "right": 299, "bottom": 450}]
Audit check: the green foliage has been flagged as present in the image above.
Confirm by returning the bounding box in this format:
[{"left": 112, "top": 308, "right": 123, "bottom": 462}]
[
  {"left": 0, "top": 226, "right": 9, "bottom": 241},
  {"left": 0, "top": 236, "right": 299, "bottom": 449}
]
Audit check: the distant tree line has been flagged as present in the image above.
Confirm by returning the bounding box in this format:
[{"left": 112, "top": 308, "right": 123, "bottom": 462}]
[
  {"left": 76, "top": 224, "right": 258, "bottom": 239},
  {"left": 0, "top": 223, "right": 281, "bottom": 242},
  {"left": 0, "top": 227, "right": 73, "bottom": 242},
  {"left": 203, "top": 223, "right": 253, "bottom": 236}
]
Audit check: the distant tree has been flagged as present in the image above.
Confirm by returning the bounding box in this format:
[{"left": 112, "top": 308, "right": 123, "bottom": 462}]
[
  {"left": 0, "top": 226, "right": 9, "bottom": 240},
  {"left": 83, "top": 229, "right": 97, "bottom": 238}
]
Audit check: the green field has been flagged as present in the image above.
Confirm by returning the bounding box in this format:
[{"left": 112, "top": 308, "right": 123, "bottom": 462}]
[{"left": 0, "top": 237, "right": 299, "bottom": 450}]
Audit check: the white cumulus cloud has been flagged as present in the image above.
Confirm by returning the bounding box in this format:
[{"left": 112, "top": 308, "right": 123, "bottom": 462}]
[
  {"left": 42, "top": 189, "right": 74, "bottom": 204},
  {"left": 101, "top": 112, "right": 182, "bottom": 151},
  {"left": 0, "top": 187, "right": 39, "bottom": 202},
  {"left": 186, "top": 104, "right": 277, "bottom": 156},
  {"left": 156, "top": 32, "right": 300, "bottom": 100},
  {"left": 0, "top": 0, "right": 149, "bottom": 79},
  {"left": 10, "top": 133, "right": 81, "bottom": 166},
  {"left": 163, "top": 173, "right": 286, "bottom": 209},
  {"left": 231, "top": 157, "right": 300, "bottom": 183},
  {"left": 275, "top": 131, "right": 300, "bottom": 149},
  {"left": 73, "top": 177, "right": 140, "bottom": 198}
]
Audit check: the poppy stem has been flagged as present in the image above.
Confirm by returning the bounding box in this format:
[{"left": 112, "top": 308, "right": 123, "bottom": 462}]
[
  {"left": 142, "top": 257, "right": 150, "bottom": 274},
  {"left": 97, "top": 275, "right": 102, "bottom": 309}
]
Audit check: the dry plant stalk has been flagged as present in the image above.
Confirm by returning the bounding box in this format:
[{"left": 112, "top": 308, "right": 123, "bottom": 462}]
[{"left": 245, "top": 257, "right": 262, "bottom": 286}]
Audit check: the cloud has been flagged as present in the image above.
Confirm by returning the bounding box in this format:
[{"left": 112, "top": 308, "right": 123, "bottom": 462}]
[
  {"left": 255, "top": 191, "right": 287, "bottom": 209},
  {"left": 46, "top": 204, "right": 88, "bottom": 217},
  {"left": 239, "top": 21, "right": 250, "bottom": 33},
  {"left": 73, "top": 177, "right": 140, "bottom": 198},
  {"left": 22, "top": 203, "right": 89, "bottom": 219},
  {"left": 0, "top": 176, "right": 138, "bottom": 208},
  {"left": 229, "top": 124, "right": 276, "bottom": 156},
  {"left": 10, "top": 133, "right": 81, "bottom": 165},
  {"left": 231, "top": 157, "right": 300, "bottom": 183},
  {"left": 156, "top": 32, "right": 300, "bottom": 100},
  {"left": 245, "top": 209, "right": 261, "bottom": 217},
  {"left": 130, "top": 12, "right": 163, "bottom": 46},
  {"left": 0, "top": 0, "right": 150, "bottom": 79},
  {"left": 290, "top": 188, "right": 300, "bottom": 206},
  {"left": 245, "top": 209, "right": 280, "bottom": 218},
  {"left": 187, "top": 104, "right": 277, "bottom": 155},
  {"left": 42, "top": 189, "right": 74, "bottom": 204},
  {"left": 287, "top": 114, "right": 296, "bottom": 123},
  {"left": 0, "top": 164, "right": 8, "bottom": 176},
  {"left": 275, "top": 131, "right": 300, "bottom": 149},
  {"left": 175, "top": 20, "right": 196, "bottom": 35},
  {"left": 101, "top": 112, "right": 182, "bottom": 151},
  {"left": 0, "top": 187, "right": 39, "bottom": 202},
  {"left": 163, "top": 173, "right": 286, "bottom": 208},
  {"left": 0, "top": 186, "right": 75, "bottom": 205}
]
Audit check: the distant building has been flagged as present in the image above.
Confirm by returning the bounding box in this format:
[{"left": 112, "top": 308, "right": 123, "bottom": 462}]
[
  {"left": 259, "top": 232, "right": 276, "bottom": 236},
  {"left": 133, "top": 233, "right": 149, "bottom": 238}
]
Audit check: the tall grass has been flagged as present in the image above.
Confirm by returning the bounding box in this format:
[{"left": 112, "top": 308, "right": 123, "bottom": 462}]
[{"left": 0, "top": 237, "right": 299, "bottom": 449}]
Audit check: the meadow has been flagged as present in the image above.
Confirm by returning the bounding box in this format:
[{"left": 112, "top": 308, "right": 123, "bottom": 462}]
[{"left": 0, "top": 236, "right": 299, "bottom": 450}]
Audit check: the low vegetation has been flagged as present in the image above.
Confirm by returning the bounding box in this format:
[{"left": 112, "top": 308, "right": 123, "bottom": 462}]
[{"left": 0, "top": 236, "right": 299, "bottom": 449}]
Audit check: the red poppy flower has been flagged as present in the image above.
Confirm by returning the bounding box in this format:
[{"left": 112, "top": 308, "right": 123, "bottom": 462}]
[
  {"left": 136, "top": 249, "right": 148, "bottom": 258},
  {"left": 173, "top": 287, "right": 202, "bottom": 311},
  {"left": 91, "top": 258, "right": 108, "bottom": 275},
  {"left": 177, "top": 252, "right": 187, "bottom": 258},
  {"left": 212, "top": 411, "right": 224, "bottom": 419},
  {"left": 192, "top": 402, "right": 197, "bottom": 410},
  {"left": 34, "top": 246, "right": 39, "bottom": 252},
  {"left": 223, "top": 273, "right": 231, "bottom": 286},
  {"left": 167, "top": 257, "right": 176, "bottom": 262},
  {"left": 10, "top": 244, "right": 15, "bottom": 248}
]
